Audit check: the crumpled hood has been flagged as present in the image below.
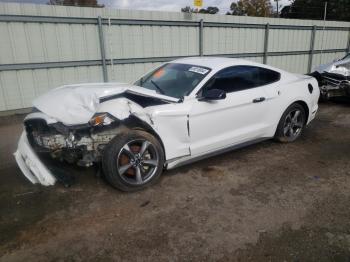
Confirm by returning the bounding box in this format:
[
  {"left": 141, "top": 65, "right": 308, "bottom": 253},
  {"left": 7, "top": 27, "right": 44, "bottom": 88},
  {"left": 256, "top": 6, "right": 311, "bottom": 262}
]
[
  {"left": 314, "top": 57, "right": 350, "bottom": 76},
  {"left": 33, "top": 82, "right": 177, "bottom": 125}
]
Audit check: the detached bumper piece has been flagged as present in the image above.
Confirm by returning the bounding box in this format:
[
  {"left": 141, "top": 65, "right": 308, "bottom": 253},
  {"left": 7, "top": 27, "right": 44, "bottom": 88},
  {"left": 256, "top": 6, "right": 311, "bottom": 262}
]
[{"left": 14, "top": 131, "right": 56, "bottom": 186}]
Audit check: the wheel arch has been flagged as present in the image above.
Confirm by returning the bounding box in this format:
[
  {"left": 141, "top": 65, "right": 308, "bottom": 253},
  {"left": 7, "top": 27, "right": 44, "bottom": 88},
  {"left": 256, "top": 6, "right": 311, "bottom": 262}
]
[
  {"left": 273, "top": 100, "right": 310, "bottom": 142},
  {"left": 121, "top": 115, "right": 166, "bottom": 159},
  {"left": 293, "top": 100, "right": 309, "bottom": 125},
  {"left": 273, "top": 99, "right": 310, "bottom": 137}
]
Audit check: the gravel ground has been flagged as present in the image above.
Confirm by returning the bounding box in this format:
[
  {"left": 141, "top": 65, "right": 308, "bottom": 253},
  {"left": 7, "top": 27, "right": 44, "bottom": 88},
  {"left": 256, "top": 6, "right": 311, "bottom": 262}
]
[{"left": 0, "top": 102, "right": 350, "bottom": 262}]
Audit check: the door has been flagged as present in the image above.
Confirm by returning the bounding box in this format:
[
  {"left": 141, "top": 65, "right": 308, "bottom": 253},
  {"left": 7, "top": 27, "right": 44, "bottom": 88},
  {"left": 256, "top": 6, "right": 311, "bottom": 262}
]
[{"left": 189, "top": 65, "right": 280, "bottom": 156}]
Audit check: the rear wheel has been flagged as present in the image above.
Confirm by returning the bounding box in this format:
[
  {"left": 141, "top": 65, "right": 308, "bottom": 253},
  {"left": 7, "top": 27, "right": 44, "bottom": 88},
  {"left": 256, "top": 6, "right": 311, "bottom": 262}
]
[
  {"left": 102, "top": 130, "right": 164, "bottom": 191},
  {"left": 275, "top": 103, "right": 306, "bottom": 143}
]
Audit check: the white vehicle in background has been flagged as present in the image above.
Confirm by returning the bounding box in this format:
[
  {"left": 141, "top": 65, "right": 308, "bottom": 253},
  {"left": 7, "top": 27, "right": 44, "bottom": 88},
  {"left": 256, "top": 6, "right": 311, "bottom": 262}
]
[
  {"left": 15, "top": 57, "right": 320, "bottom": 191},
  {"left": 311, "top": 53, "right": 350, "bottom": 100}
]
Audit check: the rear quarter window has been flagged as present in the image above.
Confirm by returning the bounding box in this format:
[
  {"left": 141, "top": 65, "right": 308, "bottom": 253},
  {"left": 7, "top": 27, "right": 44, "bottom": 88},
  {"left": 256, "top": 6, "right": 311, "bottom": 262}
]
[{"left": 257, "top": 67, "right": 281, "bottom": 86}]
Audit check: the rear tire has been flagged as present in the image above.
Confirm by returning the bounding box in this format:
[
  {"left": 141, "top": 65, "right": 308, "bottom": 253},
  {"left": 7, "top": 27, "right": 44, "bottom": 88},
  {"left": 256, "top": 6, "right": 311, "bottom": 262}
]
[
  {"left": 274, "top": 103, "right": 306, "bottom": 143},
  {"left": 102, "top": 129, "right": 165, "bottom": 192}
]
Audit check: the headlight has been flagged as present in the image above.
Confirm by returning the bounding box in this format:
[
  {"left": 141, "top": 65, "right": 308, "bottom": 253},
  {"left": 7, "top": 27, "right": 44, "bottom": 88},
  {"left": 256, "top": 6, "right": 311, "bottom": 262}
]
[{"left": 89, "top": 113, "right": 115, "bottom": 126}]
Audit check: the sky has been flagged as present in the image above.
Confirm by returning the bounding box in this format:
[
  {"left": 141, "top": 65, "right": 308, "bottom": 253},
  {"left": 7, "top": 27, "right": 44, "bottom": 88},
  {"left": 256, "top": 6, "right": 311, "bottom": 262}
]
[
  {"left": 0, "top": 0, "right": 292, "bottom": 14},
  {"left": 101, "top": 0, "right": 291, "bottom": 14}
]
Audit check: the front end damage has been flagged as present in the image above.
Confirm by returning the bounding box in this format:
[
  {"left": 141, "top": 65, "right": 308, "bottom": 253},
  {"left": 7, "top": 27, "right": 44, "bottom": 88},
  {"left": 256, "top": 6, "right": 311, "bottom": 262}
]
[
  {"left": 25, "top": 116, "right": 120, "bottom": 165},
  {"left": 14, "top": 113, "right": 124, "bottom": 185},
  {"left": 14, "top": 83, "right": 183, "bottom": 186},
  {"left": 312, "top": 55, "right": 350, "bottom": 100}
]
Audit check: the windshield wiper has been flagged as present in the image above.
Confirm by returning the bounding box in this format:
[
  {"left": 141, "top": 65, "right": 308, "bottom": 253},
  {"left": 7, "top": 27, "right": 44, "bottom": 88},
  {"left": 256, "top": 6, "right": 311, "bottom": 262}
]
[{"left": 150, "top": 80, "right": 165, "bottom": 95}]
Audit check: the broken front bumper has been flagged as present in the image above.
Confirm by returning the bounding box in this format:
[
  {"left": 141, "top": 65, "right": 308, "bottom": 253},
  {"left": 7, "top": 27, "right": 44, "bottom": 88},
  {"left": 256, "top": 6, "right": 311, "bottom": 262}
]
[{"left": 14, "top": 131, "right": 56, "bottom": 186}]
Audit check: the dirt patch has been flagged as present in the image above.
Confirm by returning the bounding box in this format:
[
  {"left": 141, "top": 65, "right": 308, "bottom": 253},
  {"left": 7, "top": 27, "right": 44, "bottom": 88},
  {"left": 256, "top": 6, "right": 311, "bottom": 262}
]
[
  {"left": 235, "top": 193, "right": 350, "bottom": 262},
  {"left": 0, "top": 102, "right": 350, "bottom": 261},
  {"left": 201, "top": 166, "right": 226, "bottom": 180}
]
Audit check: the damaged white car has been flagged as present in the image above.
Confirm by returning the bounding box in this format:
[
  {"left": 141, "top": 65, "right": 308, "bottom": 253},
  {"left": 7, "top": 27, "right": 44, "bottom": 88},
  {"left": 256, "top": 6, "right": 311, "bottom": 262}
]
[
  {"left": 15, "top": 57, "right": 319, "bottom": 191},
  {"left": 311, "top": 53, "right": 350, "bottom": 100}
]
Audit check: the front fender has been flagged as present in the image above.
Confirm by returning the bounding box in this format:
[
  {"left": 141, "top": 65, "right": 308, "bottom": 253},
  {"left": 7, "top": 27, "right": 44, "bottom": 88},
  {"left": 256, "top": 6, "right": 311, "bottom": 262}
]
[{"left": 97, "top": 99, "right": 191, "bottom": 161}]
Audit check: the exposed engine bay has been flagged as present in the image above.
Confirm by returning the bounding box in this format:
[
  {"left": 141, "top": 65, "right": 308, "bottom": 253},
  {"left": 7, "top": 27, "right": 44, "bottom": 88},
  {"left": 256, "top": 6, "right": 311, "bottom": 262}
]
[
  {"left": 311, "top": 54, "right": 350, "bottom": 100},
  {"left": 24, "top": 116, "right": 119, "bottom": 167}
]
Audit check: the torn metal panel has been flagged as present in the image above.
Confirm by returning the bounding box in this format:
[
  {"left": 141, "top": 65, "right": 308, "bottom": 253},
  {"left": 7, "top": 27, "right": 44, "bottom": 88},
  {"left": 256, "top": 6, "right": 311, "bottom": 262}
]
[
  {"left": 151, "top": 107, "right": 191, "bottom": 160},
  {"left": 97, "top": 96, "right": 191, "bottom": 160},
  {"left": 33, "top": 82, "right": 179, "bottom": 126},
  {"left": 97, "top": 98, "right": 152, "bottom": 125}
]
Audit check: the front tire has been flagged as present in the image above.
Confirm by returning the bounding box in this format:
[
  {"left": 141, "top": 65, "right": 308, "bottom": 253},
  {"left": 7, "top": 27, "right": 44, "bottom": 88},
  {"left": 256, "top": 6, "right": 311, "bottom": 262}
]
[
  {"left": 274, "top": 103, "right": 306, "bottom": 143},
  {"left": 102, "top": 129, "right": 165, "bottom": 192}
]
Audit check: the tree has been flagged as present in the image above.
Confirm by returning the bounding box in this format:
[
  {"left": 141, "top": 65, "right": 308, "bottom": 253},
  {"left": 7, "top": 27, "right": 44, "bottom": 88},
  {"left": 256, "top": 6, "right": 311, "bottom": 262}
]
[
  {"left": 227, "top": 0, "right": 273, "bottom": 17},
  {"left": 48, "top": 0, "right": 104, "bottom": 8},
  {"left": 181, "top": 6, "right": 196, "bottom": 13},
  {"left": 181, "top": 6, "right": 219, "bottom": 14},
  {"left": 281, "top": 0, "right": 350, "bottom": 22}
]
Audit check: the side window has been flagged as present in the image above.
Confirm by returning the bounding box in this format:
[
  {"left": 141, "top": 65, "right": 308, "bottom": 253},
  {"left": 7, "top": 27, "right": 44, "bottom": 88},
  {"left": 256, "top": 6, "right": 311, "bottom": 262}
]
[
  {"left": 204, "top": 66, "right": 280, "bottom": 94},
  {"left": 206, "top": 66, "right": 259, "bottom": 93},
  {"left": 257, "top": 67, "right": 281, "bottom": 85}
]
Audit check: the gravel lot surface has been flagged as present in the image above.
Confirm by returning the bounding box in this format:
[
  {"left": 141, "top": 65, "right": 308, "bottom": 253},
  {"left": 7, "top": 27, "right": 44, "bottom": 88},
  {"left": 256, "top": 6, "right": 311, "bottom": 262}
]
[{"left": 0, "top": 102, "right": 350, "bottom": 261}]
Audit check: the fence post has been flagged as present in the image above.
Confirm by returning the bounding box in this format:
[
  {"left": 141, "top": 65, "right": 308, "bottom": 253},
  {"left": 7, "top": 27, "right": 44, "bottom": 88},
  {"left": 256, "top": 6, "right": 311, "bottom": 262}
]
[
  {"left": 347, "top": 28, "right": 350, "bottom": 54},
  {"left": 308, "top": 25, "right": 317, "bottom": 73},
  {"left": 199, "top": 19, "right": 204, "bottom": 56},
  {"left": 97, "top": 16, "right": 108, "bottom": 82},
  {"left": 263, "top": 23, "right": 269, "bottom": 64}
]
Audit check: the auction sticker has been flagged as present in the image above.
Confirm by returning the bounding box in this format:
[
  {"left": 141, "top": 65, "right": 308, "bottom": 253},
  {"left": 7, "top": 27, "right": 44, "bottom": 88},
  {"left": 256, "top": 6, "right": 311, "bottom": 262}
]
[
  {"left": 153, "top": 68, "right": 165, "bottom": 78},
  {"left": 188, "top": 67, "right": 209, "bottom": 75}
]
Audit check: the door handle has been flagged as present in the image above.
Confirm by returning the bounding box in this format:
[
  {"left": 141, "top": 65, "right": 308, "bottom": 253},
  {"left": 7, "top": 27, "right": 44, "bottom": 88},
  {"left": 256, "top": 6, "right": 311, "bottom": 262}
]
[{"left": 252, "top": 97, "right": 266, "bottom": 103}]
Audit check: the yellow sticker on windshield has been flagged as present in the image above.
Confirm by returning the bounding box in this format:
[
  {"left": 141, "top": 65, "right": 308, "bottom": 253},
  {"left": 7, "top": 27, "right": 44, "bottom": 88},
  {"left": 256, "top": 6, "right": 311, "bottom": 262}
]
[{"left": 154, "top": 68, "right": 165, "bottom": 78}]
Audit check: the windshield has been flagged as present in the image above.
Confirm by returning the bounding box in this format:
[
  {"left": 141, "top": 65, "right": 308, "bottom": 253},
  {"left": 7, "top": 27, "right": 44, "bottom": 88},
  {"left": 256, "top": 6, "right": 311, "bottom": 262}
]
[{"left": 134, "top": 63, "right": 211, "bottom": 98}]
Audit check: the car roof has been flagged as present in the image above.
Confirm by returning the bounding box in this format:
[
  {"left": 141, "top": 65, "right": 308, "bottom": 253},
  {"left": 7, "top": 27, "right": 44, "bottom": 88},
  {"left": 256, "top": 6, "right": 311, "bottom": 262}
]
[{"left": 172, "top": 56, "right": 265, "bottom": 71}]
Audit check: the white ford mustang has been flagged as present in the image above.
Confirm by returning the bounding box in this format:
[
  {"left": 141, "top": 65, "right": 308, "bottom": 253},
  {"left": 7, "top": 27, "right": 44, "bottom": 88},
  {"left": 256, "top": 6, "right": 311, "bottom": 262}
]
[{"left": 15, "top": 57, "right": 319, "bottom": 191}]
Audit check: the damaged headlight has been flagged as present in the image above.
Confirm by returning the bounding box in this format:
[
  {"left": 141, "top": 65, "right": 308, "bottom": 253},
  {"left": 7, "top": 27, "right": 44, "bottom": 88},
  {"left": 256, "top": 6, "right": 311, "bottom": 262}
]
[{"left": 89, "top": 113, "right": 116, "bottom": 127}]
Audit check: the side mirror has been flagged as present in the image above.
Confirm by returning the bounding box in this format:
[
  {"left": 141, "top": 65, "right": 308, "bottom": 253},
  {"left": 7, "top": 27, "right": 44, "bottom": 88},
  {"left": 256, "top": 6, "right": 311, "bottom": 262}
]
[{"left": 199, "top": 89, "right": 226, "bottom": 101}]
